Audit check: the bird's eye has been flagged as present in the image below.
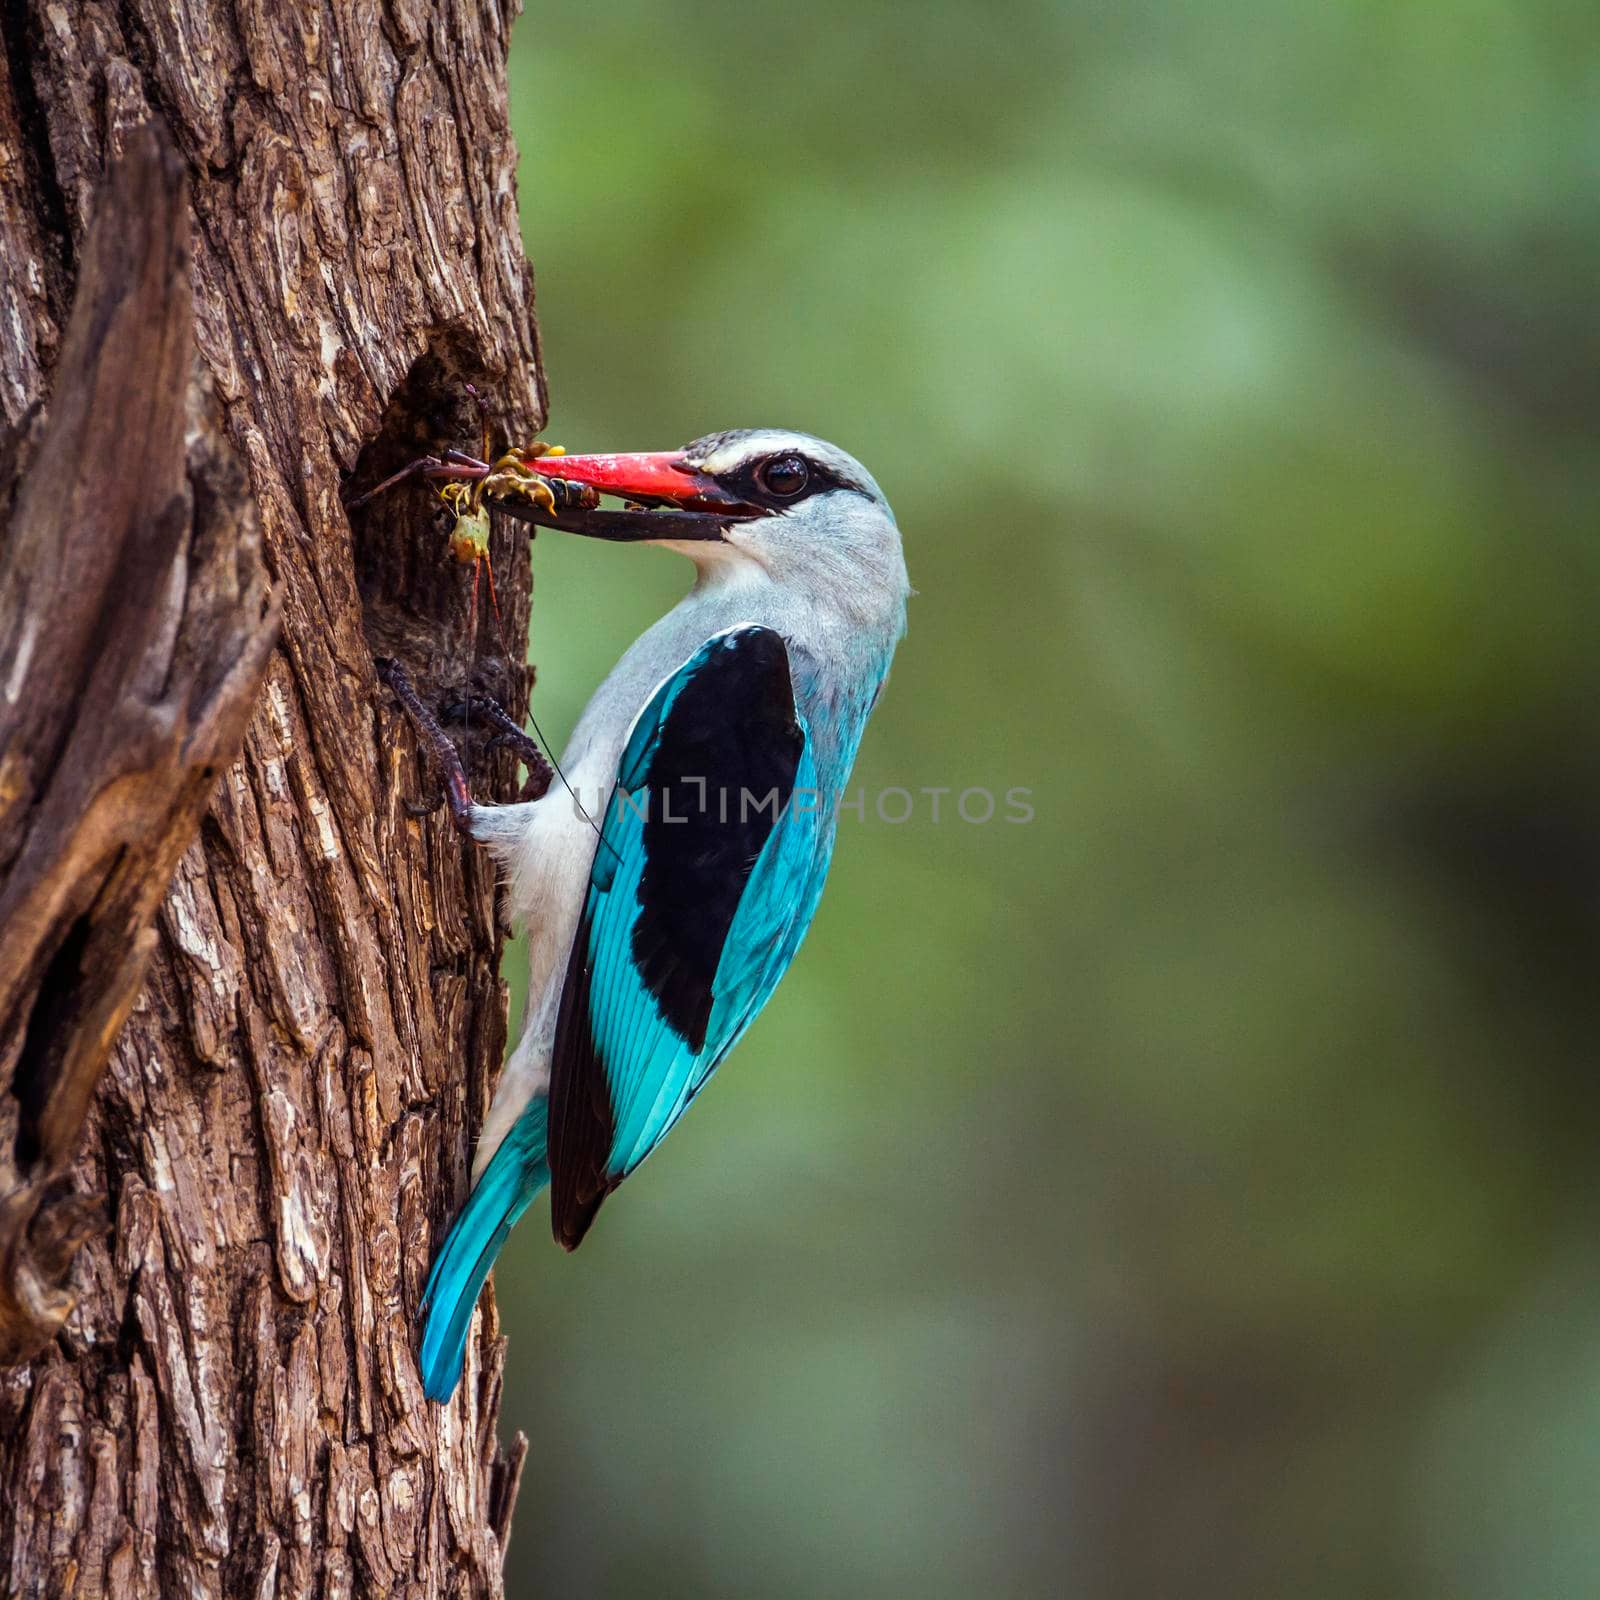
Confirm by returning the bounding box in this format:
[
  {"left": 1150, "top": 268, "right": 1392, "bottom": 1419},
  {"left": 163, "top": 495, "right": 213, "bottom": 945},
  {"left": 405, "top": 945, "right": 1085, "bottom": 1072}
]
[{"left": 755, "top": 453, "right": 810, "bottom": 499}]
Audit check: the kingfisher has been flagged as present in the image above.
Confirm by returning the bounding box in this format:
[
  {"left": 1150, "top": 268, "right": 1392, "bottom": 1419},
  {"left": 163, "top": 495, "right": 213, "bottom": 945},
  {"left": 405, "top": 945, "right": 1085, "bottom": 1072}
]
[{"left": 381, "top": 428, "right": 909, "bottom": 1401}]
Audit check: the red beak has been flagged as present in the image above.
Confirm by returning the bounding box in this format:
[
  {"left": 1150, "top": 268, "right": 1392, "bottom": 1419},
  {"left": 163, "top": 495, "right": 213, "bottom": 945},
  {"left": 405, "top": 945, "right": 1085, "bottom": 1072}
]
[{"left": 539, "top": 451, "right": 743, "bottom": 512}]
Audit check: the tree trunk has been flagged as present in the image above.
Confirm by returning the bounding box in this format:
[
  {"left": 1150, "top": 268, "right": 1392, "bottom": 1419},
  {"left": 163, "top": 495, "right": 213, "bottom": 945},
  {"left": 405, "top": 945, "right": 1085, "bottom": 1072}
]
[{"left": 0, "top": 0, "right": 546, "bottom": 1593}]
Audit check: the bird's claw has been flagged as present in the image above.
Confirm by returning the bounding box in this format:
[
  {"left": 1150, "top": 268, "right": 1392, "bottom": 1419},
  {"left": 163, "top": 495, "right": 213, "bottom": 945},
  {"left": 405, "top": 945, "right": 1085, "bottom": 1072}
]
[
  {"left": 436, "top": 693, "right": 549, "bottom": 780},
  {"left": 376, "top": 657, "right": 480, "bottom": 839}
]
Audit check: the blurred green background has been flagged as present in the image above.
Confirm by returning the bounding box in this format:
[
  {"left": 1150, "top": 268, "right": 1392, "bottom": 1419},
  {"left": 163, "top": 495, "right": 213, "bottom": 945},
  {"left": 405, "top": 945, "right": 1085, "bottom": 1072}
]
[{"left": 498, "top": 4, "right": 1600, "bottom": 1596}]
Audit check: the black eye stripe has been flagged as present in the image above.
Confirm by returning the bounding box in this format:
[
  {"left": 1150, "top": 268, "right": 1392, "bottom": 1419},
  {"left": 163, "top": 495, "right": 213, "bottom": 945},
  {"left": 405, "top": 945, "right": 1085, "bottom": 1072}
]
[
  {"left": 679, "top": 431, "right": 878, "bottom": 505},
  {"left": 720, "top": 451, "right": 851, "bottom": 508}
]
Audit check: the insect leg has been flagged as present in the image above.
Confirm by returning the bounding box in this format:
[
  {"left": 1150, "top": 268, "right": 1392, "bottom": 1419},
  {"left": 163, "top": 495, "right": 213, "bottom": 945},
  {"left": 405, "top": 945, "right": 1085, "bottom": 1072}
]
[
  {"left": 346, "top": 454, "right": 487, "bottom": 510},
  {"left": 465, "top": 557, "right": 482, "bottom": 647},
  {"left": 480, "top": 550, "right": 515, "bottom": 664}
]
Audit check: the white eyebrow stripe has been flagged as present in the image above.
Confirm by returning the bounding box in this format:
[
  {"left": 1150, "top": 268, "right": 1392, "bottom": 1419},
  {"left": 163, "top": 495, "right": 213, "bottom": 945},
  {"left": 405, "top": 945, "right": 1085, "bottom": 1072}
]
[
  {"left": 685, "top": 430, "right": 880, "bottom": 500},
  {"left": 693, "top": 431, "right": 810, "bottom": 473}
]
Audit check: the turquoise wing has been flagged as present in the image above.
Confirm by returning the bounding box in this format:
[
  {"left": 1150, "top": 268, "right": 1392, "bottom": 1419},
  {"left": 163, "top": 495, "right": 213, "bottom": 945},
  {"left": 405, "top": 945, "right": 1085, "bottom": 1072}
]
[{"left": 546, "top": 626, "right": 824, "bottom": 1249}]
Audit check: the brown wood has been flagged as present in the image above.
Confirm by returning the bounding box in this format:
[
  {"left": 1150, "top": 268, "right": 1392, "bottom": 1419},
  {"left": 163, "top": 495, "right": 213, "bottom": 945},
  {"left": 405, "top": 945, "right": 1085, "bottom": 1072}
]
[{"left": 0, "top": 0, "right": 547, "bottom": 1592}]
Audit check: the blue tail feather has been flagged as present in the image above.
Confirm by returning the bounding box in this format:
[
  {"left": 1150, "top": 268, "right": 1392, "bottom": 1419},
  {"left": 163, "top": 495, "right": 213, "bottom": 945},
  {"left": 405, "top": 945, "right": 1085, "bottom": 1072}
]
[{"left": 419, "top": 1097, "right": 549, "bottom": 1402}]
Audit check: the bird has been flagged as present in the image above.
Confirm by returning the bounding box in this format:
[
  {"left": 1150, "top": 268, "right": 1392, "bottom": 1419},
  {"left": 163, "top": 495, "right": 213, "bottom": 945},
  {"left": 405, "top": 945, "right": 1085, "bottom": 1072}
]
[{"left": 394, "top": 427, "right": 909, "bottom": 1401}]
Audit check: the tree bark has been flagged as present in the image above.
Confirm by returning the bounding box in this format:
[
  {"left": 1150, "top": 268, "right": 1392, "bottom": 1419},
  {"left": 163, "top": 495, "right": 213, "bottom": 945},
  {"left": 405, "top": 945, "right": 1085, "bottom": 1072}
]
[{"left": 0, "top": 0, "right": 546, "bottom": 1593}]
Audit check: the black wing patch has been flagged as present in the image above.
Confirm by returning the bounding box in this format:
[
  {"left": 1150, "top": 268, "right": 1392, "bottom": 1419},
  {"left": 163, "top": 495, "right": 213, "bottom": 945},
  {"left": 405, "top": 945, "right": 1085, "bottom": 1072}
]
[
  {"left": 631, "top": 627, "right": 803, "bottom": 1051},
  {"left": 547, "top": 626, "right": 805, "bottom": 1251}
]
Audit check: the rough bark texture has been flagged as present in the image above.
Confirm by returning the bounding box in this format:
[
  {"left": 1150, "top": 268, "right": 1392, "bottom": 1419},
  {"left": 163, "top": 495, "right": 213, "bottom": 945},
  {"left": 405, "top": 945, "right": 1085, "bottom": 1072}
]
[
  {"left": 0, "top": 1, "right": 547, "bottom": 1594},
  {"left": 0, "top": 125, "right": 279, "bottom": 1367}
]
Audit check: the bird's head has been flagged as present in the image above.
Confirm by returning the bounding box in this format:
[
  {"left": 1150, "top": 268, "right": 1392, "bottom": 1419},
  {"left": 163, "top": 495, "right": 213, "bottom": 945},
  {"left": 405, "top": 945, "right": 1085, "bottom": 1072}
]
[{"left": 508, "top": 428, "right": 908, "bottom": 625}]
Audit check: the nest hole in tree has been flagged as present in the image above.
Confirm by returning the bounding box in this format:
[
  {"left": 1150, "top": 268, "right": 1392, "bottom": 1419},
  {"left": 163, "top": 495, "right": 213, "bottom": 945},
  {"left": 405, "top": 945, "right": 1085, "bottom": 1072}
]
[{"left": 346, "top": 337, "right": 537, "bottom": 789}]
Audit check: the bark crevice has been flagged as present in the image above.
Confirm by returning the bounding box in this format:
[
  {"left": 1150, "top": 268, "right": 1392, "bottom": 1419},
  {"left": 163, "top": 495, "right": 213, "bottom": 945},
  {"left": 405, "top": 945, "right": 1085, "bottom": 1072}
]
[{"left": 0, "top": 0, "right": 73, "bottom": 308}]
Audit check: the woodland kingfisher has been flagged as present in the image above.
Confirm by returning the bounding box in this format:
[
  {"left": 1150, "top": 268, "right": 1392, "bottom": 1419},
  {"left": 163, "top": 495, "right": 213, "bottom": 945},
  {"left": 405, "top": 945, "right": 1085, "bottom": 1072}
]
[{"left": 385, "top": 428, "right": 909, "bottom": 1401}]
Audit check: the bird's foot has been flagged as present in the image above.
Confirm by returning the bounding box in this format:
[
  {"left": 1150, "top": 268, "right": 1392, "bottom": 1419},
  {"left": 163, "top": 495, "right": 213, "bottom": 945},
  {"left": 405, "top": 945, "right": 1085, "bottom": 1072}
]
[
  {"left": 439, "top": 693, "right": 554, "bottom": 794},
  {"left": 374, "top": 658, "right": 479, "bottom": 839}
]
